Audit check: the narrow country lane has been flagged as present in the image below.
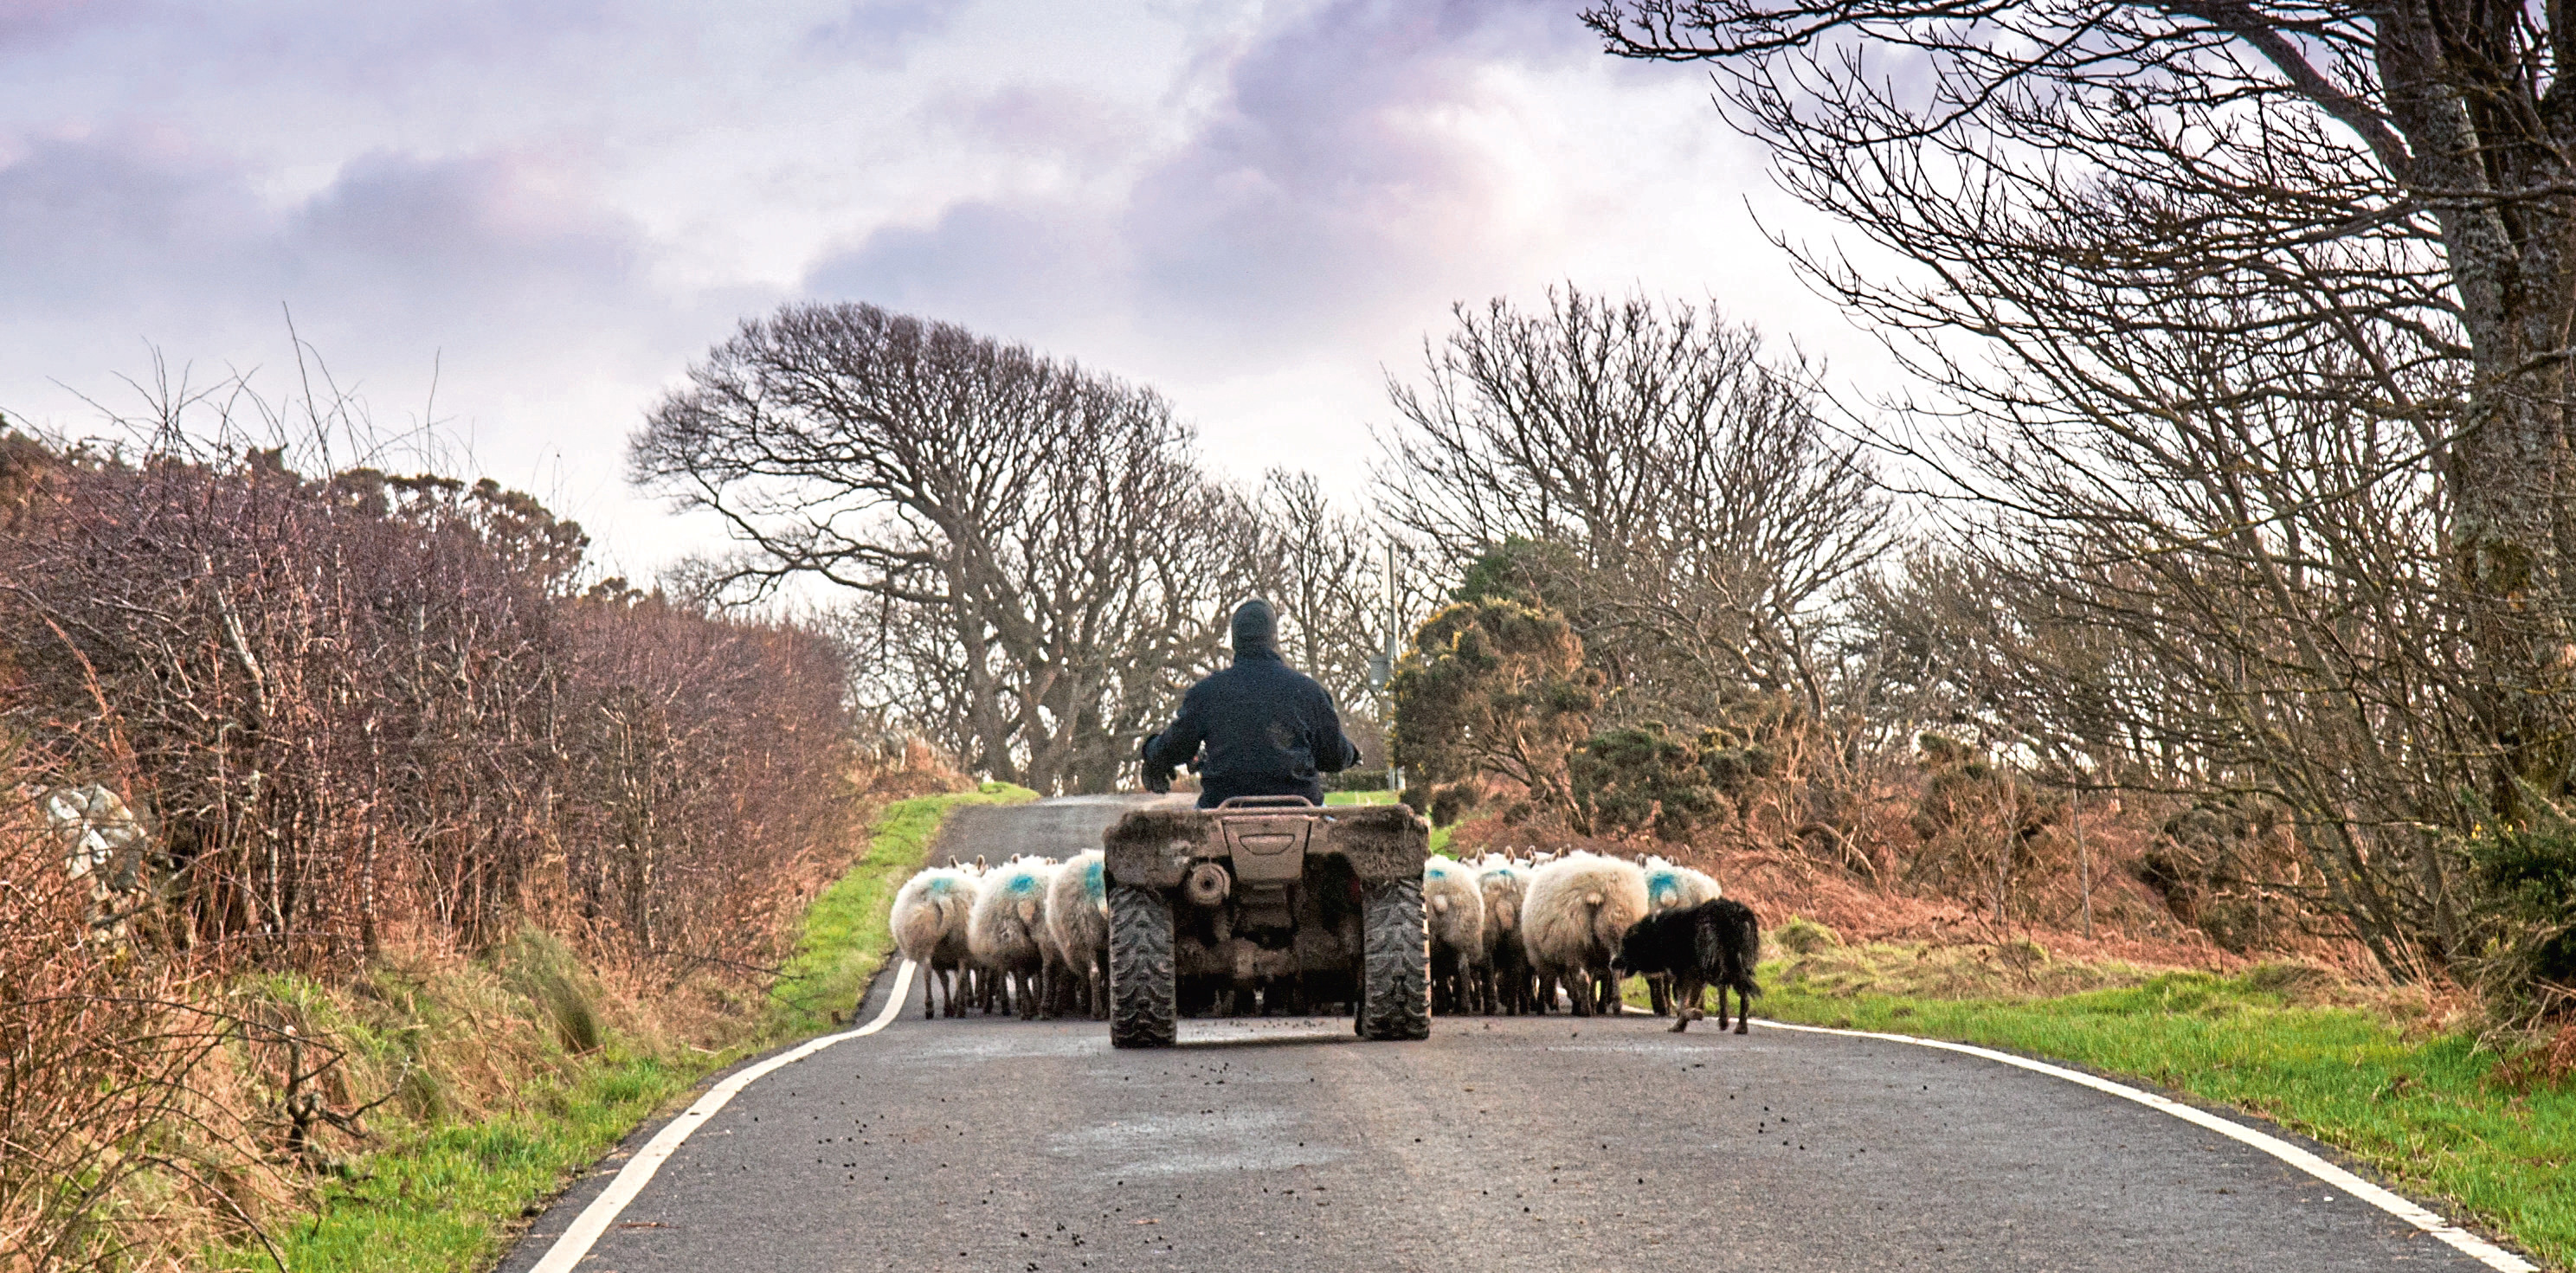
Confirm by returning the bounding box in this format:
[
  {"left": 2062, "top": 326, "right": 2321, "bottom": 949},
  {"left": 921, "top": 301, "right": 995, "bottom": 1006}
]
[{"left": 500, "top": 799, "right": 2514, "bottom": 1273}]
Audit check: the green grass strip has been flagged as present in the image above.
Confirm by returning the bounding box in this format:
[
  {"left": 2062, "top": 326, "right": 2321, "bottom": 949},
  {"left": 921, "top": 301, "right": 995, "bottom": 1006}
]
[
  {"left": 217, "top": 781, "right": 1034, "bottom": 1273},
  {"left": 212, "top": 1052, "right": 702, "bottom": 1273},
  {"left": 1760, "top": 968, "right": 2576, "bottom": 1268},
  {"left": 772, "top": 781, "right": 1037, "bottom": 1030}
]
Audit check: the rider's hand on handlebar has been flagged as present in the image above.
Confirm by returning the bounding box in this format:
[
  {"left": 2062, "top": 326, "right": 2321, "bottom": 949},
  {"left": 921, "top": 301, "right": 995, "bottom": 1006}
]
[{"left": 1142, "top": 764, "right": 1174, "bottom": 794}]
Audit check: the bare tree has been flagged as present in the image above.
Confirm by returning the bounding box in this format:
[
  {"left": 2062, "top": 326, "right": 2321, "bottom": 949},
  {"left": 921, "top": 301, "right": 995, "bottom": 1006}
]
[
  {"left": 1586, "top": 0, "right": 2576, "bottom": 982},
  {"left": 1375, "top": 286, "right": 1887, "bottom": 727},
  {"left": 632, "top": 302, "right": 1233, "bottom": 794}
]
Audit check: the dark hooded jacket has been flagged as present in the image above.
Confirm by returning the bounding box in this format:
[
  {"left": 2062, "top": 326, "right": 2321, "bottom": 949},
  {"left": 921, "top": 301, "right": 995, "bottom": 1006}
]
[{"left": 1142, "top": 600, "right": 1362, "bottom": 808}]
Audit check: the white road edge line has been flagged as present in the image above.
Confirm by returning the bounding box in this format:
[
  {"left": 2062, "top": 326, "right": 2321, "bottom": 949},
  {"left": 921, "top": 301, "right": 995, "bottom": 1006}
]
[
  {"left": 525, "top": 958, "right": 918, "bottom": 1273},
  {"left": 1758, "top": 1018, "right": 2536, "bottom": 1273}
]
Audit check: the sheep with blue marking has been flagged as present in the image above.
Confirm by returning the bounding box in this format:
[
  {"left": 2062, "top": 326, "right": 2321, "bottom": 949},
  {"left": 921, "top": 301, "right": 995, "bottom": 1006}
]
[
  {"left": 1422, "top": 855, "right": 1487, "bottom": 1014},
  {"left": 891, "top": 865, "right": 980, "bottom": 1019},
  {"left": 1521, "top": 851, "right": 1650, "bottom": 1017},
  {"left": 1046, "top": 850, "right": 1110, "bottom": 1019},
  {"left": 1474, "top": 855, "right": 1537, "bottom": 1014},
  {"left": 1639, "top": 855, "right": 1724, "bottom": 1015},
  {"left": 969, "top": 855, "right": 1055, "bottom": 1019},
  {"left": 1643, "top": 855, "right": 1723, "bottom": 911}
]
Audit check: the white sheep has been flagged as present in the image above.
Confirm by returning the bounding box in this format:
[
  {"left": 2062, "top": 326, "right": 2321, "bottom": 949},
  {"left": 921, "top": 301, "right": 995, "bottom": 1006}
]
[
  {"left": 891, "top": 865, "right": 979, "bottom": 1019},
  {"left": 1639, "top": 856, "right": 1724, "bottom": 1014},
  {"left": 1046, "top": 850, "right": 1110, "bottom": 1020},
  {"left": 1642, "top": 855, "right": 1723, "bottom": 911},
  {"left": 969, "top": 855, "right": 1055, "bottom": 1019},
  {"left": 1422, "top": 855, "right": 1487, "bottom": 1014},
  {"left": 1474, "top": 855, "right": 1536, "bottom": 1013},
  {"left": 1521, "top": 851, "right": 1649, "bottom": 1017}
]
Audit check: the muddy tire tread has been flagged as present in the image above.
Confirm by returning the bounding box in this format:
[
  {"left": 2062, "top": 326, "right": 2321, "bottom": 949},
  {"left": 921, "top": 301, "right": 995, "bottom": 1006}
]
[
  {"left": 1359, "top": 878, "right": 1431, "bottom": 1041},
  {"left": 1108, "top": 883, "right": 1177, "bottom": 1048}
]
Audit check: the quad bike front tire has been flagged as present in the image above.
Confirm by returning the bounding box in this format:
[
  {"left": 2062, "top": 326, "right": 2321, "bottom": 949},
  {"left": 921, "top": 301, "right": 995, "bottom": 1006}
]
[
  {"left": 1108, "top": 883, "right": 1177, "bottom": 1048},
  {"left": 1357, "top": 878, "right": 1431, "bottom": 1041}
]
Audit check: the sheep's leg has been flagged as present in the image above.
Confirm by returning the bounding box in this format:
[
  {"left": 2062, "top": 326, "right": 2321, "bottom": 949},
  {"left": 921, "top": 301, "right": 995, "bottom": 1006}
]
[
  {"left": 1733, "top": 982, "right": 1751, "bottom": 1034},
  {"left": 1596, "top": 964, "right": 1622, "bottom": 1016},
  {"left": 1647, "top": 973, "right": 1672, "bottom": 1017},
  {"left": 1567, "top": 969, "right": 1594, "bottom": 1018}
]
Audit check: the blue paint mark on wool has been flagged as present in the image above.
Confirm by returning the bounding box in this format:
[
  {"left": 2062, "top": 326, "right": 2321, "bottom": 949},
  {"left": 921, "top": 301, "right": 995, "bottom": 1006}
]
[
  {"left": 1004, "top": 871, "right": 1043, "bottom": 895},
  {"left": 1645, "top": 868, "right": 1683, "bottom": 906},
  {"left": 1081, "top": 858, "right": 1104, "bottom": 900}
]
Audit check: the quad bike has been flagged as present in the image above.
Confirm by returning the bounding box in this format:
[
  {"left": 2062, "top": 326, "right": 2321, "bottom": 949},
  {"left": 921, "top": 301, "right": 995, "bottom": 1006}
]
[{"left": 1101, "top": 796, "right": 1429, "bottom": 1047}]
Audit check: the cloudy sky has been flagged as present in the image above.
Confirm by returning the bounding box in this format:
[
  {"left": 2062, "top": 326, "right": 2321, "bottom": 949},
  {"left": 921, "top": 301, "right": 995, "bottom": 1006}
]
[{"left": 0, "top": 0, "right": 1879, "bottom": 576}]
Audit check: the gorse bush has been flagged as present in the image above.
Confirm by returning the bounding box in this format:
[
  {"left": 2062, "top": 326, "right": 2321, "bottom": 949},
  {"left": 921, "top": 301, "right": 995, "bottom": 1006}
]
[{"left": 2465, "top": 792, "right": 2576, "bottom": 1025}]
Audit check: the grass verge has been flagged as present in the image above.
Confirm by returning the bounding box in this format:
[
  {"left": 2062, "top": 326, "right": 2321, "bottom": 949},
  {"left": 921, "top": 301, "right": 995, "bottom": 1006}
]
[
  {"left": 216, "top": 781, "right": 1035, "bottom": 1273},
  {"left": 1324, "top": 789, "right": 1450, "bottom": 852},
  {"left": 773, "top": 781, "right": 1038, "bottom": 1030},
  {"left": 1755, "top": 939, "right": 2575, "bottom": 1269}
]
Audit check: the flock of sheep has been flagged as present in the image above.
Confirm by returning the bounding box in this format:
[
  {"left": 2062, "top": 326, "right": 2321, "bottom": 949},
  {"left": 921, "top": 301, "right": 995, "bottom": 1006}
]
[
  {"left": 888, "top": 845, "right": 1748, "bottom": 1026},
  {"left": 1430, "top": 851, "right": 1736, "bottom": 1021},
  {"left": 890, "top": 849, "right": 1112, "bottom": 1020}
]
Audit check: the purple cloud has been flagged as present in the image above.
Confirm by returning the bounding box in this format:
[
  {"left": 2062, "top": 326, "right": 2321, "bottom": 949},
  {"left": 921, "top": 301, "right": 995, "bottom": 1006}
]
[
  {"left": 802, "top": 0, "right": 954, "bottom": 69},
  {"left": 805, "top": 0, "right": 1597, "bottom": 360}
]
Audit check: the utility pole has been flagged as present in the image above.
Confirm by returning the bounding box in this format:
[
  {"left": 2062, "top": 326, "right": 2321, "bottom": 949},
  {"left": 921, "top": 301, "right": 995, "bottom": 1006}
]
[
  {"left": 1365, "top": 540, "right": 1403, "bottom": 794},
  {"left": 2075, "top": 787, "right": 2094, "bottom": 940}
]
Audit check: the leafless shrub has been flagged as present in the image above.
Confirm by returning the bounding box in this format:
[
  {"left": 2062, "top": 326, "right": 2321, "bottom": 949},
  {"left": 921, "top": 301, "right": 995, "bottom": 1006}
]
[
  {"left": 1375, "top": 286, "right": 1888, "bottom": 728},
  {"left": 0, "top": 341, "right": 873, "bottom": 1263},
  {"left": 0, "top": 763, "right": 278, "bottom": 1273}
]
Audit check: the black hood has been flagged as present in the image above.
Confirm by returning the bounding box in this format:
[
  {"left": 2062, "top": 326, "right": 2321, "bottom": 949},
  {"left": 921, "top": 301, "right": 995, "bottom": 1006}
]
[{"left": 1231, "top": 598, "right": 1279, "bottom": 660}]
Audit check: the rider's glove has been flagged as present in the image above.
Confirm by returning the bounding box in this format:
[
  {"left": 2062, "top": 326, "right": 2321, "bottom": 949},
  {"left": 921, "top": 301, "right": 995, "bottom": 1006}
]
[{"left": 1142, "top": 763, "right": 1175, "bottom": 794}]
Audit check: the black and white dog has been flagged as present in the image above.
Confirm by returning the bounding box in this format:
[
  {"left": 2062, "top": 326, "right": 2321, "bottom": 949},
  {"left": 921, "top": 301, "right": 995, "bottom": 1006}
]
[{"left": 1613, "top": 898, "right": 1761, "bottom": 1033}]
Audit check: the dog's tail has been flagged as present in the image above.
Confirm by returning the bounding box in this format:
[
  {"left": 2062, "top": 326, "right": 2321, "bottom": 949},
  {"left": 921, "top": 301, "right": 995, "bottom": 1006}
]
[{"left": 1735, "top": 906, "right": 1763, "bottom": 997}]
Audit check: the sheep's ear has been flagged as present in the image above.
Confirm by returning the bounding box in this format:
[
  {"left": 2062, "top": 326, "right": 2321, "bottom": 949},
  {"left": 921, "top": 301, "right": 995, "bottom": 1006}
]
[{"left": 975, "top": 854, "right": 988, "bottom": 870}]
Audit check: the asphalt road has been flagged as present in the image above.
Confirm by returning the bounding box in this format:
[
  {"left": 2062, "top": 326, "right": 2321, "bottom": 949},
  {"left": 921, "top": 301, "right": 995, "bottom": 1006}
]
[{"left": 503, "top": 797, "right": 2519, "bottom": 1273}]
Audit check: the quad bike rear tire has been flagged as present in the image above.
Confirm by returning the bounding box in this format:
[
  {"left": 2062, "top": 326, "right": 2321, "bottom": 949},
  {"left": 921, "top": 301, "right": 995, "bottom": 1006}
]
[
  {"left": 1356, "top": 878, "right": 1430, "bottom": 1041},
  {"left": 1108, "top": 883, "right": 1177, "bottom": 1049}
]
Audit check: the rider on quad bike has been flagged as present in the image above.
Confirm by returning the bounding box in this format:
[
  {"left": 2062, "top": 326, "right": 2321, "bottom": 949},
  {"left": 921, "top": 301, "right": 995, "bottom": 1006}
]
[{"left": 1139, "top": 599, "right": 1361, "bottom": 806}]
